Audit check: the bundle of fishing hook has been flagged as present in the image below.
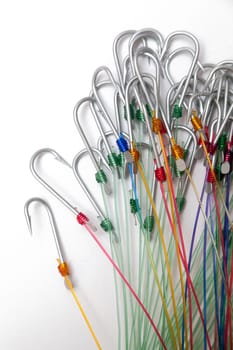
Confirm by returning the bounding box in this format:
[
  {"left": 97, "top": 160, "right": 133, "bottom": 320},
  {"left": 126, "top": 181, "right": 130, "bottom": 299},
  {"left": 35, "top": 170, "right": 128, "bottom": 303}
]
[{"left": 25, "top": 28, "right": 233, "bottom": 350}]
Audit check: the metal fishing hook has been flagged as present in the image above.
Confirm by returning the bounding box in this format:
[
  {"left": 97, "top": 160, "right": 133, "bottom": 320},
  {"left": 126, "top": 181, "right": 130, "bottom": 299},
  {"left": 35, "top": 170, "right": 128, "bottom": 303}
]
[
  {"left": 30, "top": 148, "right": 97, "bottom": 230},
  {"left": 24, "top": 197, "right": 65, "bottom": 263},
  {"left": 72, "top": 148, "right": 119, "bottom": 242},
  {"left": 73, "top": 96, "right": 112, "bottom": 194},
  {"left": 160, "top": 31, "right": 200, "bottom": 107}
]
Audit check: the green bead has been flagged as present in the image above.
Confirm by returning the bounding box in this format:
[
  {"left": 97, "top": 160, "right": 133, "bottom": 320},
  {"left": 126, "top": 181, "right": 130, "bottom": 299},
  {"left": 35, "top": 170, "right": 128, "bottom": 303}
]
[
  {"left": 100, "top": 218, "right": 113, "bottom": 232},
  {"left": 183, "top": 148, "right": 189, "bottom": 160},
  {"left": 145, "top": 104, "right": 152, "bottom": 117},
  {"left": 123, "top": 103, "right": 136, "bottom": 120},
  {"left": 143, "top": 215, "right": 154, "bottom": 232},
  {"left": 130, "top": 103, "right": 135, "bottom": 120},
  {"left": 215, "top": 163, "right": 223, "bottom": 181},
  {"left": 218, "top": 134, "right": 227, "bottom": 151},
  {"left": 172, "top": 104, "right": 182, "bottom": 119},
  {"left": 130, "top": 198, "right": 138, "bottom": 213},
  {"left": 176, "top": 197, "right": 185, "bottom": 212},
  {"left": 95, "top": 169, "right": 107, "bottom": 183},
  {"left": 136, "top": 109, "right": 145, "bottom": 122},
  {"left": 117, "top": 153, "right": 124, "bottom": 167},
  {"left": 107, "top": 153, "right": 118, "bottom": 167},
  {"left": 168, "top": 155, "right": 175, "bottom": 169}
]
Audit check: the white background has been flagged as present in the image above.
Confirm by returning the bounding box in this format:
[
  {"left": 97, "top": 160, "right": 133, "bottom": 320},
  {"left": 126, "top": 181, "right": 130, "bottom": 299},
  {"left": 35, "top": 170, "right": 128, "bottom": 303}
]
[{"left": 1, "top": 0, "right": 233, "bottom": 349}]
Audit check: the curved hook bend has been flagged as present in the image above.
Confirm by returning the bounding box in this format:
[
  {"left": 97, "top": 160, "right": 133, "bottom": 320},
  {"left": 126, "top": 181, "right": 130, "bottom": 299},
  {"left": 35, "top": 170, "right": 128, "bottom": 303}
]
[{"left": 24, "top": 197, "right": 64, "bottom": 263}]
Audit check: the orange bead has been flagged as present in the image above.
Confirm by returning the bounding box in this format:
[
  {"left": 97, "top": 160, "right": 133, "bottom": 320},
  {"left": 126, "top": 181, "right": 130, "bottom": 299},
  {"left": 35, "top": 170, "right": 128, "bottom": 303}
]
[
  {"left": 170, "top": 138, "right": 184, "bottom": 160},
  {"left": 58, "top": 262, "right": 70, "bottom": 277},
  {"left": 152, "top": 117, "right": 164, "bottom": 133},
  {"left": 191, "top": 114, "right": 203, "bottom": 131},
  {"left": 130, "top": 148, "right": 140, "bottom": 162}
]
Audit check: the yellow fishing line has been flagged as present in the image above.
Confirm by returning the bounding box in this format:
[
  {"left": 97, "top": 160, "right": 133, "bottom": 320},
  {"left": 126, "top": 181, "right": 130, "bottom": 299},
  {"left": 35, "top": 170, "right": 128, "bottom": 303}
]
[
  {"left": 136, "top": 161, "right": 181, "bottom": 349},
  {"left": 57, "top": 259, "right": 102, "bottom": 350},
  {"left": 130, "top": 143, "right": 177, "bottom": 349},
  {"left": 158, "top": 132, "right": 189, "bottom": 350}
]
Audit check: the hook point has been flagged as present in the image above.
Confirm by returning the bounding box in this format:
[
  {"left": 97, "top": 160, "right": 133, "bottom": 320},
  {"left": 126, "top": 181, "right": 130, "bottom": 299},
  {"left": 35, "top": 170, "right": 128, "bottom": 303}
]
[
  {"left": 25, "top": 214, "right": 33, "bottom": 236},
  {"left": 55, "top": 155, "right": 72, "bottom": 169}
]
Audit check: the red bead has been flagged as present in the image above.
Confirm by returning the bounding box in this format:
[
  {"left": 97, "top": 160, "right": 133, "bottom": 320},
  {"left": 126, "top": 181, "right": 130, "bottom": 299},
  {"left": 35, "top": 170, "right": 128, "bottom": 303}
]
[
  {"left": 207, "top": 169, "right": 215, "bottom": 183},
  {"left": 155, "top": 167, "right": 166, "bottom": 182},
  {"left": 224, "top": 150, "right": 231, "bottom": 162},
  {"left": 77, "top": 212, "right": 89, "bottom": 225},
  {"left": 207, "top": 142, "right": 216, "bottom": 155}
]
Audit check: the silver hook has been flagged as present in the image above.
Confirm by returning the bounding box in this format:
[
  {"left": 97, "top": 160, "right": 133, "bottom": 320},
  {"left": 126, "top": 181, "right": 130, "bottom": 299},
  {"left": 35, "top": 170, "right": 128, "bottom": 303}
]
[
  {"left": 202, "top": 65, "right": 233, "bottom": 92},
  {"left": 208, "top": 117, "right": 222, "bottom": 173},
  {"left": 73, "top": 96, "right": 103, "bottom": 172},
  {"left": 186, "top": 92, "right": 206, "bottom": 124},
  {"left": 192, "top": 63, "right": 214, "bottom": 91},
  {"left": 133, "top": 46, "right": 163, "bottom": 86},
  {"left": 191, "top": 98, "right": 221, "bottom": 161},
  {"left": 213, "top": 100, "right": 233, "bottom": 145},
  {"left": 223, "top": 78, "right": 229, "bottom": 119},
  {"left": 73, "top": 148, "right": 119, "bottom": 243},
  {"left": 122, "top": 55, "right": 134, "bottom": 87},
  {"left": 113, "top": 89, "right": 123, "bottom": 132},
  {"left": 73, "top": 96, "right": 112, "bottom": 194},
  {"left": 30, "top": 148, "right": 97, "bottom": 230},
  {"left": 166, "top": 75, "right": 204, "bottom": 128},
  {"left": 92, "top": 66, "right": 125, "bottom": 135},
  {"left": 24, "top": 197, "right": 65, "bottom": 263},
  {"left": 166, "top": 77, "right": 188, "bottom": 125},
  {"left": 113, "top": 29, "right": 136, "bottom": 93},
  {"left": 132, "top": 47, "right": 162, "bottom": 110},
  {"left": 73, "top": 148, "right": 111, "bottom": 219},
  {"left": 164, "top": 46, "right": 203, "bottom": 87},
  {"left": 160, "top": 31, "right": 200, "bottom": 107},
  {"left": 129, "top": 28, "right": 164, "bottom": 65},
  {"left": 128, "top": 29, "right": 164, "bottom": 119},
  {"left": 91, "top": 66, "right": 134, "bottom": 166},
  {"left": 90, "top": 78, "right": 124, "bottom": 131},
  {"left": 202, "top": 93, "right": 221, "bottom": 128},
  {"left": 125, "top": 74, "right": 162, "bottom": 169},
  {"left": 216, "top": 60, "right": 233, "bottom": 67},
  {"left": 30, "top": 148, "right": 79, "bottom": 215},
  {"left": 89, "top": 94, "right": 113, "bottom": 156},
  {"left": 91, "top": 68, "right": 134, "bottom": 164},
  {"left": 89, "top": 82, "right": 123, "bottom": 178}
]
